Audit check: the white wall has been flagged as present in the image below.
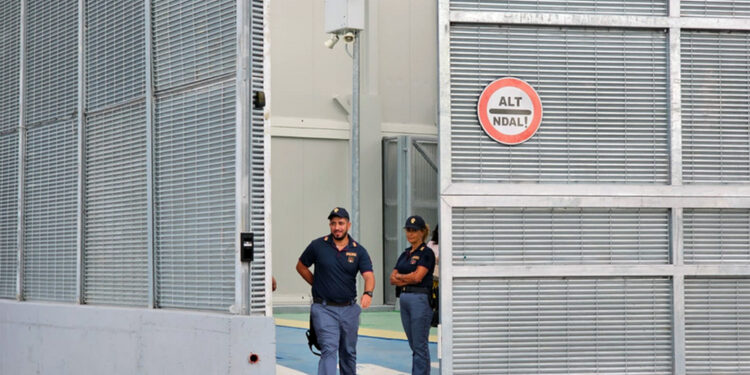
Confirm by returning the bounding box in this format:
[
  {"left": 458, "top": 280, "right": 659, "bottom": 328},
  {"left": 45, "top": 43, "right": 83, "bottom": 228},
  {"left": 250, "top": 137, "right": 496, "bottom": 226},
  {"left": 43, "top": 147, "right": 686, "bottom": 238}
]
[
  {"left": 0, "top": 300, "right": 275, "bottom": 375},
  {"left": 268, "top": 0, "right": 438, "bottom": 305}
]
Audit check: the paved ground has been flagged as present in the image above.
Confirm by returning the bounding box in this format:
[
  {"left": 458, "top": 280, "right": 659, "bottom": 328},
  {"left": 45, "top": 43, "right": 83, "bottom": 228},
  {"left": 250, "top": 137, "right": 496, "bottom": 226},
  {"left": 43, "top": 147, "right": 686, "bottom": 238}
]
[{"left": 275, "top": 308, "right": 439, "bottom": 374}]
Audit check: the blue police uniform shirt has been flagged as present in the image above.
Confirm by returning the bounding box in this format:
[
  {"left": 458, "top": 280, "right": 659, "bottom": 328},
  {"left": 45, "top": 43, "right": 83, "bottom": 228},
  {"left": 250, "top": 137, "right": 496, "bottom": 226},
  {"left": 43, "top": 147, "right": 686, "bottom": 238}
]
[
  {"left": 299, "top": 234, "right": 373, "bottom": 303},
  {"left": 394, "top": 243, "right": 435, "bottom": 289}
]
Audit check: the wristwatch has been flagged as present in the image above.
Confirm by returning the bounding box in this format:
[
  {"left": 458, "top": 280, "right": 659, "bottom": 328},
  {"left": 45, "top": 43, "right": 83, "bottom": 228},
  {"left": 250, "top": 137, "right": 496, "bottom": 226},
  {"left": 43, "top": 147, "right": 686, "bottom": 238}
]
[{"left": 363, "top": 291, "right": 373, "bottom": 297}]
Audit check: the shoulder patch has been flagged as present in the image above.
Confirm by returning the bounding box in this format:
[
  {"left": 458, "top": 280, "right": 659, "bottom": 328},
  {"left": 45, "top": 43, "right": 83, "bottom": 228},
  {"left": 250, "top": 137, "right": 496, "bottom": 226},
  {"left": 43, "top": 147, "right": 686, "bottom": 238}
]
[
  {"left": 324, "top": 236, "right": 328, "bottom": 241},
  {"left": 353, "top": 242, "right": 357, "bottom": 247}
]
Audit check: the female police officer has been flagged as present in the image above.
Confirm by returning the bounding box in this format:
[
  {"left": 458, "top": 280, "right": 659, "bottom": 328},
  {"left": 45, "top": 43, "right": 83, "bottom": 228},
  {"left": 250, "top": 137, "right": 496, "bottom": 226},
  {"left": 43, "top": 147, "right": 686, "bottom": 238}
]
[{"left": 389, "top": 215, "right": 435, "bottom": 375}]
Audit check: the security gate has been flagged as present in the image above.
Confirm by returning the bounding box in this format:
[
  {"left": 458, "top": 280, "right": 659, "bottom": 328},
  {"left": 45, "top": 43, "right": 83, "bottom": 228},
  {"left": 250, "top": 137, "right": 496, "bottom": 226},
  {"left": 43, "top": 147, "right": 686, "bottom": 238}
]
[
  {"left": 382, "top": 136, "right": 438, "bottom": 305},
  {"left": 439, "top": 1, "right": 750, "bottom": 374}
]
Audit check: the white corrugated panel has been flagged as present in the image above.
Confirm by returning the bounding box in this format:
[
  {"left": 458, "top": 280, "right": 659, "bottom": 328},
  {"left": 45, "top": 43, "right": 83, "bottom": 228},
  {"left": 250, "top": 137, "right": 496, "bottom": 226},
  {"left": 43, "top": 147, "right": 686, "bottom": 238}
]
[
  {"left": 0, "top": 0, "right": 20, "bottom": 133},
  {"left": 453, "top": 277, "right": 673, "bottom": 374},
  {"left": 683, "top": 208, "right": 750, "bottom": 263},
  {"left": 450, "top": 25, "right": 670, "bottom": 184},
  {"left": 681, "top": 30, "right": 750, "bottom": 183},
  {"left": 85, "top": 0, "right": 145, "bottom": 111},
  {"left": 450, "top": 0, "right": 667, "bottom": 15},
  {"left": 84, "top": 102, "right": 148, "bottom": 306},
  {"left": 682, "top": 1, "right": 750, "bottom": 17},
  {"left": 152, "top": 0, "right": 236, "bottom": 92},
  {"left": 685, "top": 278, "right": 750, "bottom": 374},
  {"left": 23, "top": 121, "right": 78, "bottom": 302},
  {"left": 0, "top": 132, "right": 18, "bottom": 299},
  {"left": 154, "top": 81, "right": 235, "bottom": 311},
  {"left": 26, "top": 0, "right": 77, "bottom": 125},
  {"left": 249, "top": 0, "right": 267, "bottom": 315},
  {"left": 453, "top": 207, "right": 670, "bottom": 265}
]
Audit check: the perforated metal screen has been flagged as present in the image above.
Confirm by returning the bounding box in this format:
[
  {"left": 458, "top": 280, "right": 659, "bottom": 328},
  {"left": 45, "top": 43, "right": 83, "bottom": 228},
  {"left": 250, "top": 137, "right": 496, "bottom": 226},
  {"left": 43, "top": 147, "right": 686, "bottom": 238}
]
[
  {"left": 683, "top": 208, "right": 750, "bottom": 263},
  {"left": 450, "top": 25, "right": 670, "bottom": 184}
]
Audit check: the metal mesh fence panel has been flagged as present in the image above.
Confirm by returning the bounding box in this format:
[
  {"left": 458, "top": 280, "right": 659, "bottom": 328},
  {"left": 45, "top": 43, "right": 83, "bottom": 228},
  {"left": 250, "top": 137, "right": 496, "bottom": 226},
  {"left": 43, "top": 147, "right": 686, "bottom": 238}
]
[
  {"left": 26, "top": 0, "right": 77, "bottom": 125},
  {"left": 83, "top": 102, "right": 148, "bottom": 306},
  {"left": 154, "top": 81, "right": 235, "bottom": 311},
  {"left": 0, "top": 133, "right": 18, "bottom": 299},
  {"left": 23, "top": 121, "right": 78, "bottom": 302},
  {"left": 85, "top": 0, "right": 145, "bottom": 111},
  {"left": 0, "top": 0, "right": 20, "bottom": 133}
]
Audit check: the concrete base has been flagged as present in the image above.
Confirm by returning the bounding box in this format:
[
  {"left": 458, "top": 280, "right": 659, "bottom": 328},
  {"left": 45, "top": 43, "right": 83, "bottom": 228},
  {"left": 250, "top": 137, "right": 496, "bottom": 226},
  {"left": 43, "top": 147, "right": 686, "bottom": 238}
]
[{"left": 0, "top": 300, "right": 275, "bottom": 375}]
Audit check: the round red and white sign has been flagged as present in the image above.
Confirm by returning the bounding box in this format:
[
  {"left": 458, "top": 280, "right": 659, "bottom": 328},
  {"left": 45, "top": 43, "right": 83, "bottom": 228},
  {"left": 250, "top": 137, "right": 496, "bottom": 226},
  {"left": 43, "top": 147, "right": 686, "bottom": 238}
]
[{"left": 477, "top": 77, "right": 543, "bottom": 145}]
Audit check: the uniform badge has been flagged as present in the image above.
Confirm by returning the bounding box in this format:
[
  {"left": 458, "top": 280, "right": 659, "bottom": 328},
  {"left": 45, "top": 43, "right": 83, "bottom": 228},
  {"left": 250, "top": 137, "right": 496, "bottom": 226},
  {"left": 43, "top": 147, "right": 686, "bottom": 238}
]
[
  {"left": 411, "top": 218, "right": 416, "bottom": 224},
  {"left": 347, "top": 252, "right": 357, "bottom": 263},
  {"left": 411, "top": 255, "right": 419, "bottom": 265}
]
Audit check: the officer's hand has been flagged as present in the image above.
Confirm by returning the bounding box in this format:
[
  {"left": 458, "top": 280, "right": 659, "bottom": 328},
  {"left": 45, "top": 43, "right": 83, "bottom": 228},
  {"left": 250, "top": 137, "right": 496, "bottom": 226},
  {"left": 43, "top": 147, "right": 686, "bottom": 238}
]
[{"left": 360, "top": 294, "right": 372, "bottom": 309}]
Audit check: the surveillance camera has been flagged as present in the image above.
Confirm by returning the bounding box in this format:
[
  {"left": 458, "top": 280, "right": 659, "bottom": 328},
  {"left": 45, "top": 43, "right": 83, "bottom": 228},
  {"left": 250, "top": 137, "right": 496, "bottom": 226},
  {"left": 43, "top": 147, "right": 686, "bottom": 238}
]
[
  {"left": 342, "top": 31, "right": 355, "bottom": 43},
  {"left": 324, "top": 34, "right": 339, "bottom": 49}
]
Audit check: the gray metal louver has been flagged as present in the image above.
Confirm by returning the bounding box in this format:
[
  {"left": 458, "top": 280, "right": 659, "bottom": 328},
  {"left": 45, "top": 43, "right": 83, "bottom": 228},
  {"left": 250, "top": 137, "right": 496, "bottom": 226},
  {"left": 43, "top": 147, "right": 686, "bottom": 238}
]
[
  {"left": 450, "top": 0, "right": 668, "bottom": 15},
  {"left": 682, "top": 1, "right": 750, "bottom": 17},
  {"left": 249, "top": 0, "right": 266, "bottom": 315},
  {"left": 86, "top": 0, "right": 145, "bottom": 111},
  {"left": 0, "top": 133, "right": 18, "bottom": 299},
  {"left": 0, "top": 0, "right": 20, "bottom": 133},
  {"left": 681, "top": 30, "right": 750, "bottom": 183},
  {"left": 450, "top": 25, "right": 669, "bottom": 184},
  {"left": 154, "top": 80, "right": 236, "bottom": 311},
  {"left": 84, "top": 102, "right": 148, "bottom": 306},
  {"left": 685, "top": 278, "right": 750, "bottom": 375},
  {"left": 152, "top": 0, "right": 236, "bottom": 92},
  {"left": 452, "top": 277, "right": 673, "bottom": 375},
  {"left": 26, "top": 0, "right": 77, "bottom": 126},
  {"left": 683, "top": 208, "right": 750, "bottom": 263},
  {"left": 452, "top": 207, "right": 671, "bottom": 265},
  {"left": 23, "top": 121, "right": 78, "bottom": 302}
]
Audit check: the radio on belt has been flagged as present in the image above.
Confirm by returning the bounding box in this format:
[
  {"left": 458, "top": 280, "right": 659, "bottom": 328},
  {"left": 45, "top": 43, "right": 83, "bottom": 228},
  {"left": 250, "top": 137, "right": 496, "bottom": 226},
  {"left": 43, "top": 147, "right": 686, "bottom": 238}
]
[{"left": 241, "top": 232, "right": 254, "bottom": 263}]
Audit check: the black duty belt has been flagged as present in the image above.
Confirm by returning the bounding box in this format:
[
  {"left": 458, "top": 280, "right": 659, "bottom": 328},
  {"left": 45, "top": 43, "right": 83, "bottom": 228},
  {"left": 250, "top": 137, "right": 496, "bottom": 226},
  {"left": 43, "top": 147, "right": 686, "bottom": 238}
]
[
  {"left": 313, "top": 298, "right": 355, "bottom": 307},
  {"left": 399, "top": 286, "right": 430, "bottom": 294}
]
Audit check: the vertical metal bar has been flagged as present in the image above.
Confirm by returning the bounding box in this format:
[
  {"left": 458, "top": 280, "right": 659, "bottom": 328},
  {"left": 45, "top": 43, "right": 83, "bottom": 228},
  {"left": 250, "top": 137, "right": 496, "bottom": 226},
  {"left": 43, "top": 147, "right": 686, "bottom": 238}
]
[
  {"left": 405, "top": 137, "right": 412, "bottom": 225},
  {"left": 669, "top": 2, "right": 685, "bottom": 373},
  {"left": 16, "top": 0, "right": 27, "bottom": 302},
  {"left": 439, "top": 199, "right": 453, "bottom": 374},
  {"left": 437, "top": 1, "right": 451, "bottom": 371},
  {"left": 351, "top": 31, "right": 360, "bottom": 241},
  {"left": 75, "top": 0, "right": 86, "bottom": 305},
  {"left": 144, "top": 0, "right": 156, "bottom": 309},
  {"left": 396, "top": 136, "right": 408, "bottom": 254},
  {"left": 672, "top": 207, "right": 686, "bottom": 375},
  {"left": 235, "top": 0, "right": 251, "bottom": 315},
  {"left": 669, "top": 2, "right": 683, "bottom": 186},
  {"left": 262, "top": 0, "right": 273, "bottom": 317}
]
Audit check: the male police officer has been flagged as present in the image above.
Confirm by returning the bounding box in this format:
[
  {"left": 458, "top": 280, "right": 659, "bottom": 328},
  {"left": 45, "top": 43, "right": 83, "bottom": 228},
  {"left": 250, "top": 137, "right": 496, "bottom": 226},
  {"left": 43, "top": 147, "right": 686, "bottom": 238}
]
[{"left": 296, "top": 207, "right": 375, "bottom": 375}]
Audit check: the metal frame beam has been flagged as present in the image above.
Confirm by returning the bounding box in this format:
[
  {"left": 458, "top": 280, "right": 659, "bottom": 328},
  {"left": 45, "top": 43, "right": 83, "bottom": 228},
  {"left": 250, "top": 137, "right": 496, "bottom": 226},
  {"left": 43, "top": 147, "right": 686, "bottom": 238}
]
[
  {"left": 16, "top": 0, "right": 27, "bottom": 302},
  {"left": 144, "top": 0, "right": 157, "bottom": 309}
]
